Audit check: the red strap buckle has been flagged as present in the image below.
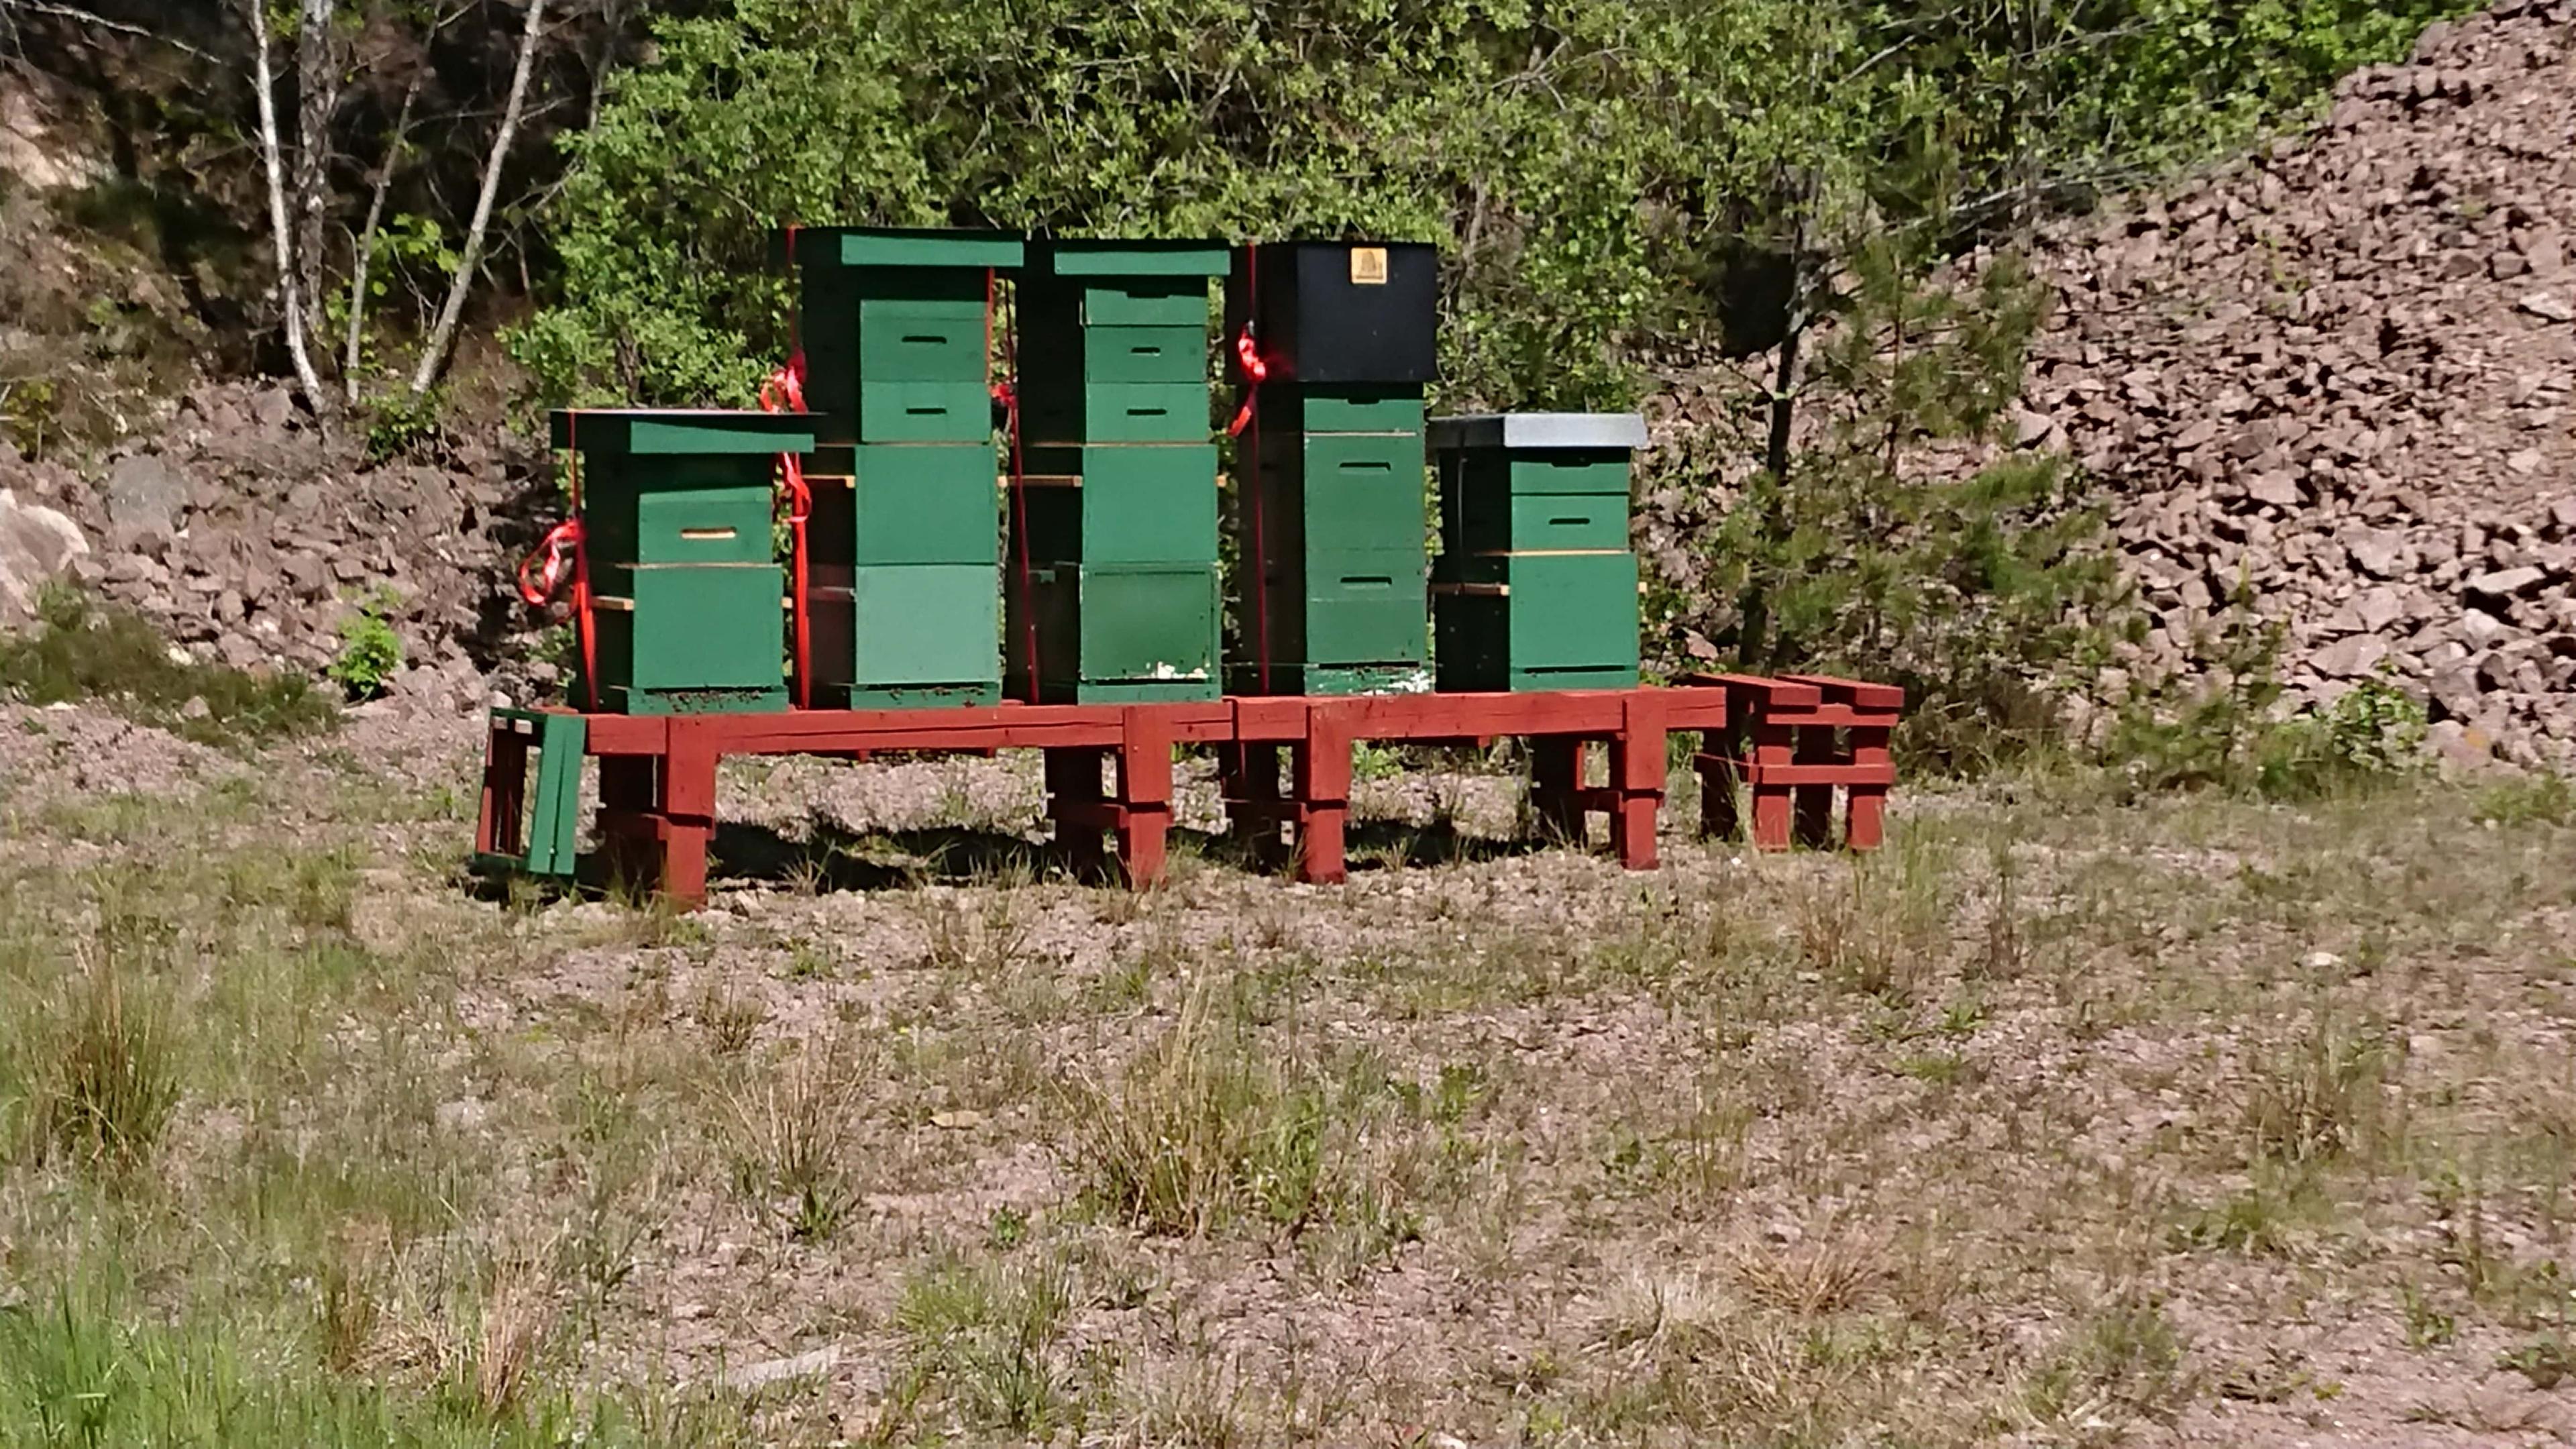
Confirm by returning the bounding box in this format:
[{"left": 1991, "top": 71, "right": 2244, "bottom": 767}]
[
  {"left": 515, "top": 519, "right": 584, "bottom": 607},
  {"left": 1226, "top": 327, "right": 1269, "bottom": 437}
]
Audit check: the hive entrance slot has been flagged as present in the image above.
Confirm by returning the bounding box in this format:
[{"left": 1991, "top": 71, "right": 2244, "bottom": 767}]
[{"left": 678, "top": 527, "right": 739, "bottom": 541}]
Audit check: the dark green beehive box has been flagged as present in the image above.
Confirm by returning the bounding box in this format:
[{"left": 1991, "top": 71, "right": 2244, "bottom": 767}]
[
  {"left": 1427, "top": 412, "right": 1646, "bottom": 693},
  {"left": 1016, "top": 444, "right": 1219, "bottom": 566},
  {"left": 1007, "top": 241, "right": 1226, "bottom": 700},
  {"left": 1006, "top": 562, "right": 1222, "bottom": 703},
  {"left": 1018, "top": 239, "right": 1226, "bottom": 447},
  {"left": 551, "top": 409, "right": 816, "bottom": 714},
  {"left": 798, "top": 442, "right": 1004, "bottom": 708},
  {"left": 780, "top": 227, "right": 1023, "bottom": 445}
]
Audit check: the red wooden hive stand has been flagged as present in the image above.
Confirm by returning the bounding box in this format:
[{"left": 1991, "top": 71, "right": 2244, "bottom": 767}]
[
  {"left": 474, "top": 680, "right": 1898, "bottom": 908},
  {"left": 1686, "top": 673, "right": 1904, "bottom": 851}
]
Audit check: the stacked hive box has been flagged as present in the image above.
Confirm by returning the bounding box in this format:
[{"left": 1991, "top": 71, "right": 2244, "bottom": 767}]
[
  {"left": 1430, "top": 413, "right": 1647, "bottom": 692},
  {"left": 1007, "top": 240, "right": 1228, "bottom": 703},
  {"left": 1225, "top": 241, "right": 1440, "bottom": 696},
  {"left": 784, "top": 226, "right": 1022, "bottom": 707},
  {"left": 551, "top": 409, "right": 816, "bottom": 714}
]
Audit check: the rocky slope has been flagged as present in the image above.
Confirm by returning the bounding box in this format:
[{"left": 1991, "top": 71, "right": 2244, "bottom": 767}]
[
  {"left": 2020, "top": 0, "right": 2576, "bottom": 760},
  {"left": 0, "top": 382, "right": 547, "bottom": 714}
]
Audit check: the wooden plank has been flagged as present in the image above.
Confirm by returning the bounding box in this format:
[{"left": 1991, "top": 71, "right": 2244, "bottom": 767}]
[
  {"left": 1693, "top": 756, "right": 1899, "bottom": 788},
  {"left": 1782, "top": 673, "right": 1906, "bottom": 710}
]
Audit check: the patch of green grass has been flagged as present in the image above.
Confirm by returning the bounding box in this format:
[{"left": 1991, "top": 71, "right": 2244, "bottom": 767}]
[
  {"left": 27, "top": 958, "right": 180, "bottom": 1175},
  {"left": 2474, "top": 771, "right": 2575, "bottom": 827},
  {"left": 892, "top": 1250, "right": 1081, "bottom": 1436},
  {"left": 0, "top": 1279, "right": 754, "bottom": 1448},
  {"left": 0, "top": 586, "right": 337, "bottom": 748}
]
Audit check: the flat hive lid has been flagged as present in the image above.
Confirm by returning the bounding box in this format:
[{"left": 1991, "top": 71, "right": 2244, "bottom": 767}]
[
  {"left": 769, "top": 226, "right": 1025, "bottom": 270},
  {"left": 1428, "top": 413, "right": 1648, "bottom": 453},
  {"left": 1030, "top": 237, "right": 1228, "bottom": 278},
  {"left": 549, "top": 409, "right": 818, "bottom": 455}
]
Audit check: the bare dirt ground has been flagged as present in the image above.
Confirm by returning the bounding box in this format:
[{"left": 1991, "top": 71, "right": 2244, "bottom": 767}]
[{"left": 3, "top": 702, "right": 2574, "bottom": 1447}]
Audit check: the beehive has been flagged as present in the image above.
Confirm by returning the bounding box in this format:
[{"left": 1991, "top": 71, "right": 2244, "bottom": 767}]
[
  {"left": 1428, "top": 412, "right": 1646, "bottom": 692},
  {"left": 782, "top": 227, "right": 1024, "bottom": 706},
  {"left": 1006, "top": 239, "right": 1228, "bottom": 704},
  {"left": 550, "top": 409, "right": 816, "bottom": 714},
  {"left": 1224, "top": 240, "right": 1439, "bottom": 696}
]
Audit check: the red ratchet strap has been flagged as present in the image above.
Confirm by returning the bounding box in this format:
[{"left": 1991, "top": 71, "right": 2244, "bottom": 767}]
[
  {"left": 993, "top": 266, "right": 1039, "bottom": 698},
  {"left": 1234, "top": 243, "right": 1273, "bottom": 692},
  {"left": 516, "top": 411, "right": 599, "bottom": 711},
  {"left": 1226, "top": 326, "right": 1269, "bottom": 437},
  {"left": 759, "top": 359, "right": 815, "bottom": 709}
]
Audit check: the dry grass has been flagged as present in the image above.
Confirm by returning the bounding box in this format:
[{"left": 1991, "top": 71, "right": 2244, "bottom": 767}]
[{"left": 7, "top": 706, "right": 2576, "bottom": 1446}]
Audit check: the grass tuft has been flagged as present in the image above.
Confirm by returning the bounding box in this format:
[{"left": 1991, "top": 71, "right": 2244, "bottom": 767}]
[{"left": 32, "top": 955, "right": 181, "bottom": 1173}]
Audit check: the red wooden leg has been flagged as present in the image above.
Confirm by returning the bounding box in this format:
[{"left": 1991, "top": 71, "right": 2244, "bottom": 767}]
[
  {"left": 1530, "top": 736, "right": 1585, "bottom": 845},
  {"left": 659, "top": 722, "right": 718, "bottom": 909},
  {"left": 1610, "top": 694, "right": 1667, "bottom": 871},
  {"left": 1792, "top": 727, "right": 1835, "bottom": 849},
  {"left": 1847, "top": 723, "right": 1892, "bottom": 851},
  {"left": 1045, "top": 747, "right": 1109, "bottom": 881},
  {"left": 1750, "top": 720, "right": 1795, "bottom": 852},
  {"left": 1294, "top": 708, "right": 1351, "bottom": 884},
  {"left": 1116, "top": 707, "right": 1173, "bottom": 889},
  {"left": 478, "top": 729, "right": 528, "bottom": 856}
]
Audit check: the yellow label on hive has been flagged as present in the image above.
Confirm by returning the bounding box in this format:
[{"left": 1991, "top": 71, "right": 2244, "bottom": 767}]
[{"left": 1349, "top": 247, "right": 1388, "bottom": 285}]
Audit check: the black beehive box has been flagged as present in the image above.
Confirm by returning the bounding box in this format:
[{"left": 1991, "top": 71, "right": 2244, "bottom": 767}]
[{"left": 1225, "top": 241, "right": 1438, "bottom": 386}]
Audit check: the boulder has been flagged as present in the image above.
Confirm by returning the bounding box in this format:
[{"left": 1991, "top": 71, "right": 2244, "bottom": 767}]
[{"left": 0, "top": 489, "right": 91, "bottom": 621}]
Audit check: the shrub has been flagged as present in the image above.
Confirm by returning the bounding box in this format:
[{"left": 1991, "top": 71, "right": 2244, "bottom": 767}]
[{"left": 327, "top": 590, "right": 405, "bottom": 700}]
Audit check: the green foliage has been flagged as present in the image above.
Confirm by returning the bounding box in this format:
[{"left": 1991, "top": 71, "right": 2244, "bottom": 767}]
[
  {"left": 2102, "top": 614, "right": 2429, "bottom": 802},
  {"left": 0, "top": 1279, "right": 749, "bottom": 1448},
  {"left": 362, "top": 387, "right": 446, "bottom": 464},
  {"left": 327, "top": 590, "right": 407, "bottom": 700},
  {"left": 0, "top": 586, "right": 339, "bottom": 749},
  {"left": 521, "top": 0, "right": 2475, "bottom": 413},
  {"left": 2473, "top": 771, "right": 2575, "bottom": 828},
  {"left": 1665, "top": 246, "right": 2126, "bottom": 769}
]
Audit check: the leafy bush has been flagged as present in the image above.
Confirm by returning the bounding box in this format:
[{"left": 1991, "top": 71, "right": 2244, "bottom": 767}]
[
  {"left": 360, "top": 387, "right": 445, "bottom": 464},
  {"left": 0, "top": 586, "right": 339, "bottom": 748},
  {"left": 2102, "top": 614, "right": 2429, "bottom": 802},
  {"left": 326, "top": 590, "right": 405, "bottom": 700}
]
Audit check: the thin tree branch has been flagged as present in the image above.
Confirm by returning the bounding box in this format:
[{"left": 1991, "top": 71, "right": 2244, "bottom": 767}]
[
  {"left": 410, "top": 0, "right": 547, "bottom": 395},
  {"left": 0, "top": 0, "right": 214, "bottom": 60}
]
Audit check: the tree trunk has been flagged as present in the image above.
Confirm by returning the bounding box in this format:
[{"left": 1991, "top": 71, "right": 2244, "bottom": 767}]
[
  {"left": 1739, "top": 192, "right": 1811, "bottom": 673},
  {"left": 247, "top": 0, "right": 327, "bottom": 411},
  {"left": 294, "top": 0, "right": 339, "bottom": 413},
  {"left": 345, "top": 69, "right": 423, "bottom": 401},
  {"left": 410, "top": 0, "right": 547, "bottom": 396}
]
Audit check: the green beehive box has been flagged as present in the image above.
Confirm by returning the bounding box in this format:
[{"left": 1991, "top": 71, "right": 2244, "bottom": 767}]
[
  {"left": 1020, "top": 382, "right": 1210, "bottom": 443},
  {"left": 1250, "top": 386, "right": 1426, "bottom": 437},
  {"left": 1249, "top": 431, "right": 1430, "bottom": 557},
  {"left": 809, "top": 562, "right": 1001, "bottom": 708},
  {"left": 777, "top": 227, "right": 1024, "bottom": 444},
  {"left": 588, "top": 566, "right": 790, "bottom": 714},
  {"left": 1018, "top": 240, "right": 1224, "bottom": 445},
  {"left": 1007, "top": 561, "right": 1221, "bottom": 703},
  {"left": 554, "top": 409, "right": 815, "bottom": 715},
  {"left": 806, "top": 444, "right": 998, "bottom": 567},
  {"left": 1432, "top": 551, "right": 1642, "bottom": 693},
  {"left": 1438, "top": 487, "right": 1628, "bottom": 562},
  {"left": 1248, "top": 547, "right": 1429, "bottom": 666},
  {"left": 1016, "top": 444, "right": 1218, "bottom": 565},
  {"left": 1019, "top": 323, "right": 1210, "bottom": 383}
]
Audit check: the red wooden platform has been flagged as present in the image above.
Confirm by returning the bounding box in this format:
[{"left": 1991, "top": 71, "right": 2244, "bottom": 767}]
[{"left": 475, "top": 677, "right": 1900, "bottom": 907}]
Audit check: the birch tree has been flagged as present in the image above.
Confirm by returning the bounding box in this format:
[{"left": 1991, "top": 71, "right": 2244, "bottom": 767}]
[
  {"left": 246, "top": 0, "right": 328, "bottom": 410},
  {"left": 410, "top": 0, "right": 547, "bottom": 394}
]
